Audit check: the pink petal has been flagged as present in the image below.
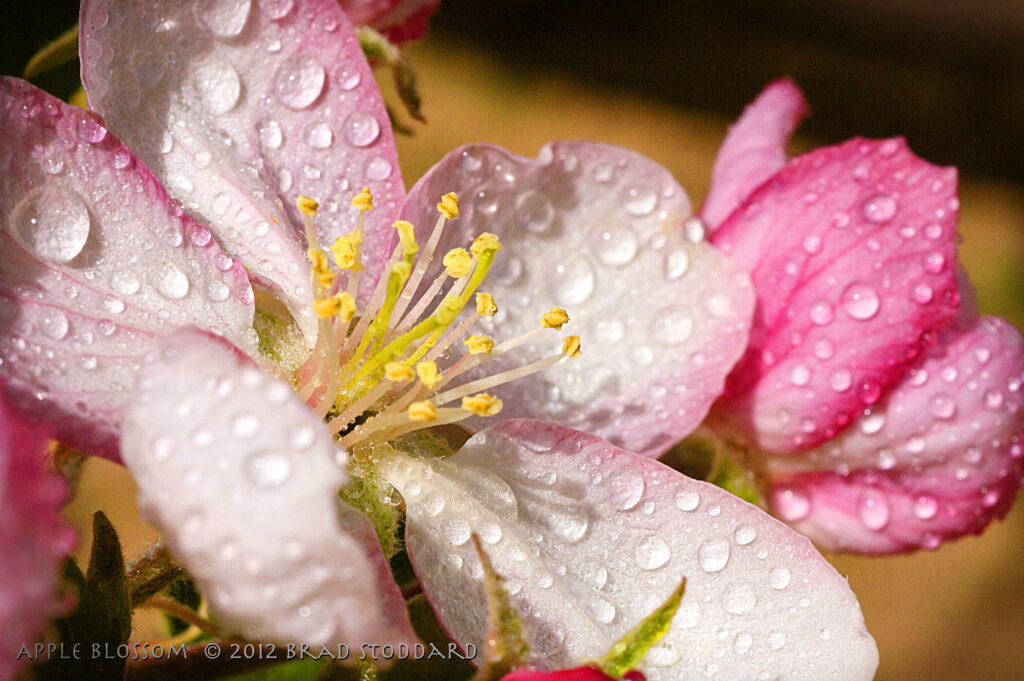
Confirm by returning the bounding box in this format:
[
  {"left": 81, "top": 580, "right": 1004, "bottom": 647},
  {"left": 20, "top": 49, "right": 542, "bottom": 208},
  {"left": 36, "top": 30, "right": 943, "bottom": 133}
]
[
  {"left": 121, "top": 328, "right": 416, "bottom": 648},
  {"left": 500, "top": 667, "right": 645, "bottom": 681},
  {"left": 399, "top": 142, "right": 755, "bottom": 457},
  {"left": 765, "top": 315, "right": 1024, "bottom": 553},
  {"left": 81, "top": 0, "right": 405, "bottom": 336},
  {"left": 380, "top": 420, "right": 878, "bottom": 681},
  {"left": 0, "top": 78, "right": 257, "bottom": 460},
  {"left": 0, "top": 395, "right": 74, "bottom": 681},
  {"left": 699, "top": 79, "right": 809, "bottom": 230},
  {"left": 339, "top": 0, "right": 441, "bottom": 41},
  {"left": 710, "top": 137, "right": 961, "bottom": 454}
]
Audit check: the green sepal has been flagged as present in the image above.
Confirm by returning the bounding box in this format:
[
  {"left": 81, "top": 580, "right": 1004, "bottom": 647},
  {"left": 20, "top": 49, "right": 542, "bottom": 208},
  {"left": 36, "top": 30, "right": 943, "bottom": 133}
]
[
  {"left": 36, "top": 512, "right": 132, "bottom": 681},
  {"left": 339, "top": 459, "right": 405, "bottom": 560},
  {"left": 24, "top": 24, "right": 79, "bottom": 80},
  {"left": 356, "top": 27, "right": 425, "bottom": 130},
  {"left": 596, "top": 577, "right": 687, "bottom": 678},
  {"left": 470, "top": 536, "right": 529, "bottom": 681}
]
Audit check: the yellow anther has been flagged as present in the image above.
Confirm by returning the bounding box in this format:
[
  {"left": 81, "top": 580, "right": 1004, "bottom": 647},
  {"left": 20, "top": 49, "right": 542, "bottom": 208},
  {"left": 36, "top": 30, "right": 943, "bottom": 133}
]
[
  {"left": 393, "top": 220, "right": 418, "bottom": 252},
  {"left": 463, "top": 334, "right": 494, "bottom": 355},
  {"left": 471, "top": 232, "right": 501, "bottom": 257},
  {"left": 563, "top": 335, "right": 582, "bottom": 358},
  {"left": 443, "top": 248, "right": 474, "bottom": 278},
  {"left": 542, "top": 307, "right": 570, "bottom": 330},
  {"left": 437, "top": 192, "right": 459, "bottom": 219},
  {"left": 416, "top": 361, "right": 441, "bottom": 389},
  {"left": 385, "top": 362, "right": 415, "bottom": 383},
  {"left": 462, "top": 393, "right": 503, "bottom": 416},
  {"left": 307, "top": 248, "right": 335, "bottom": 287},
  {"left": 329, "top": 234, "right": 361, "bottom": 271},
  {"left": 476, "top": 292, "right": 498, "bottom": 317},
  {"left": 297, "top": 195, "right": 319, "bottom": 216},
  {"left": 313, "top": 292, "right": 356, "bottom": 321},
  {"left": 352, "top": 187, "right": 373, "bottom": 211},
  {"left": 408, "top": 400, "right": 438, "bottom": 422}
]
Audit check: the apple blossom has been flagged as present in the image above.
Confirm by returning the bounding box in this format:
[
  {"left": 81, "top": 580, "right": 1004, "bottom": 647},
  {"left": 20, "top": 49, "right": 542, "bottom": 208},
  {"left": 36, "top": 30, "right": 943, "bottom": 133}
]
[{"left": 339, "top": 0, "right": 441, "bottom": 42}]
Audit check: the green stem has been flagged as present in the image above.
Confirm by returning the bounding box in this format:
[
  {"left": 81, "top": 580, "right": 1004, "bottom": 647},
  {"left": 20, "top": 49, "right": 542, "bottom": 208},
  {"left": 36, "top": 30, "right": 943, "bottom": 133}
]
[{"left": 127, "top": 541, "right": 183, "bottom": 606}]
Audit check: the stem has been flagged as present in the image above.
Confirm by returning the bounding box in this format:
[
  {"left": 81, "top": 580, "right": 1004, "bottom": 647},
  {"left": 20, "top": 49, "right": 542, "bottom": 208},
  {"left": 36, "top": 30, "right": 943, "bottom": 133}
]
[
  {"left": 140, "top": 596, "right": 222, "bottom": 639},
  {"left": 127, "top": 541, "right": 183, "bottom": 606}
]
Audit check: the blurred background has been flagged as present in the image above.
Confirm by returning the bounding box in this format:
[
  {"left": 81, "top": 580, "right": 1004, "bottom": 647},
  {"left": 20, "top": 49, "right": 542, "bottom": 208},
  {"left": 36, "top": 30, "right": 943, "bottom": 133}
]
[{"left": 3, "top": 1, "right": 1023, "bottom": 679}]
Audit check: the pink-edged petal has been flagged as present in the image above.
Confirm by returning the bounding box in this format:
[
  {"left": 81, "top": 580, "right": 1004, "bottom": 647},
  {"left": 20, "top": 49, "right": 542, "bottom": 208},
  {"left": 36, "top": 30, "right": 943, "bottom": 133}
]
[
  {"left": 339, "top": 0, "right": 441, "bottom": 41},
  {"left": 120, "top": 328, "right": 415, "bottom": 648},
  {"left": 380, "top": 420, "right": 878, "bottom": 681},
  {"left": 699, "top": 79, "right": 809, "bottom": 230},
  {"left": 710, "top": 137, "right": 961, "bottom": 454},
  {"left": 500, "top": 667, "right": 645, "bottom": 681},
  {"left": 81, "top": 0, "right": 405, "bottom": 335},
  {"left": 0, "top": 78, "right": 256, "bottom": 460},
  {"left": 0, "top": 395, "right": 74, "bottom": 681},
  {"left": 399, "top": 142, "right": 755, "bottom": 457},
  {"left": 764, "top": 315, "right": 1024, "bottom": 553}
]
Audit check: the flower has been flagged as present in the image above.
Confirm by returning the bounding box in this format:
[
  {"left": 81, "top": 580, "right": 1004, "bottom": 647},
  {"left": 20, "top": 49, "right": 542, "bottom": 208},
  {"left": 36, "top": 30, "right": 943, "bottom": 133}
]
[
  {"left": 1, "top": 2, "right": 878, "bottom": 677},
  {"left": 499, "top": 667, "right": 645, "bottom": 681},
  {"left": 700, "top": 79, "right": 1024, "bottom": 553},
  {"left": 339, "top": 0, "right": 442, "bottom": 42}
]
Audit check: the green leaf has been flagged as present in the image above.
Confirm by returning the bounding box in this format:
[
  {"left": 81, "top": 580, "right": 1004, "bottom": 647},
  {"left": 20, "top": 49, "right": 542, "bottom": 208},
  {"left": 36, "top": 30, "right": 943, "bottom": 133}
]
[
  {"left": 471, "top": 535, "right": 529, "bottom": 681},
  {"left": 597, "top": 577, "right": 687, "bottom": 678},
  {"left": 37, "top": 512, "right": 132, "bottom": 681},
  {"left": 24, "top": 23, "right": 79, "bottom": 80}
]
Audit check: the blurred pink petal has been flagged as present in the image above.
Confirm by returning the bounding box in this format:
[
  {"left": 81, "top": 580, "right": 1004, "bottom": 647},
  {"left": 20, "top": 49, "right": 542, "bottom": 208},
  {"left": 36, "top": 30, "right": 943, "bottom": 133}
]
[
  {"left": 121, "top": 328, "right": 416, "bottom": 647},
  {"left": 340, "top": 0, "right": 441, "bottom": 41},
  {"left": 700, "top": 79, "right": 809, "bottom": 229},
  {"left": 500, "top": 667, "right": 645, "bottom": 681},
  {"left": 398, "top": 142, "right": 754, "bottom": 457},
  {"left": 381, "top": 419, "right": 878, "bottom": 681},
  {"left": 0, "top": 78, "right": 257, "bottom": 460},
  {"left": 81, "top": 0, "right": 405, "bottom": 334},
  {"left": 765, "top": 315, "right": 1024, "bottom": 553},
  {"left": 0, "top": 395, "right": 73, "bottom": 681},
  {"left": 711, "top": 137, "right": 960, "bottom": 454}
]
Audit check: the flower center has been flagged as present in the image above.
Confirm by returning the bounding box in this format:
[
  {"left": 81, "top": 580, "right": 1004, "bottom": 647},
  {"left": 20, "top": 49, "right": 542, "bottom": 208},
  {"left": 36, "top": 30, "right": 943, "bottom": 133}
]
[{"left": 293, "top": 188, "right": 580, "bottom": 448}]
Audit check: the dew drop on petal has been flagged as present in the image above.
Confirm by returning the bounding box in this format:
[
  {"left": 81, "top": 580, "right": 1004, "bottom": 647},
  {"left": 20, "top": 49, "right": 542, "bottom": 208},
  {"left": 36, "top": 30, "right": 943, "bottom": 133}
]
[
  {"left": 365, "top": 156, "right": 392, "bottom": 181},
  {"left": 769, "top": 567, "right": 791, "bottom": 590},
  {"left": 664, "top": 248, "right": 689, "bottom": 280},
  {"left": 857, "top": 488, "right": 890, "bottom": 530},
  {"left": 775, "top": 485, "right": 811, "bottom": 521},
  {"left": 698, "top": 537, "right": 730, "bottom": 573},
  {"left": 262, "top": 0, "right": 294, "bottom": 20},
  {"left": 722, "top": 582, "right": 758, "bottom": 614},
  {"left": 733, "top": 524, "right": 756, "bottom": 545},
  {"left": 841, "top": 282, "right": 880, "bottom": 320},
  {"left": 156, "top": 263, "right": 190, "bottom": 299},
  {"left": 914, "top": 494, "right": 939, "bottom": 520},
  {"left": 274, "top": 54, "right": 325, "bottom": 110},
  {"left": 621, "top": 184, "right": 657, "bottom": 217},
  {"left": 12, "top": 186, "right": 91, "bottom": 263},
  {"left": 191, "top": 58, "right": 241, "bottom": 116},
  {"left": 552, "top": 256, "right": 595, "bottom": 305},
  {"left": 196, "top": 0, "right": 251, "bottom": 37},
  {"left": 515, "top": 190, "right": 555, "bottom": 234},
  {"left": 862, "top": 193, "right": 897, "bottom": 223},
  {"left": 244, "top": 451, "right": 292, "bottom": 487},
  {"left": 931, "top": 392, "right": 957, "bottom": 420},
  {"left": 40, "top": 311, "right": 69, "bottom": 340},
  {"left": 258, "top": 118, "right": 283, "bottom": 150},
  {"left": 342, "top": 111, "right": 381, "bottom": 147},
  {"left": 675, "top": 490, "right": 700, "bottom": 511},
  {"left": 634, "top": 535, "right": 671, "bottom": 570},
  {"left": 303, "top": 122, "right": 333, "bottom": 149},
  {"left": 651, "top": 311, "right": 694, "bottom": 345}
]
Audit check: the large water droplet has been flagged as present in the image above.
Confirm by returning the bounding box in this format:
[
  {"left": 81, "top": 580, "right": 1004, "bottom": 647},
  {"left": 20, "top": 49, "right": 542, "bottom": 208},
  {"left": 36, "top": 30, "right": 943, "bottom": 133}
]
[
  {"left": 275, "top": 54, "right": 325, "bottom": 110},
  {"left": 156, "top": 263, "right": 190, "bottom": 299},
  {"left": 40, "top": 311, "right": 69, "bottom": 340},
  {"left": 365, "top": 156, "right": 392, "bottom": 181},
  {"left": 862, "top": 193, "right": 898, "bottom": 223},
  {"left": 810, "top": 301, "right": 834, "bottom": 325},
  {"left": 621, "top": 185, "right": 657, "bottom": 217},
  {"left": 442, "top": 517, "right": 472, "bottom": 546},
  {"left": 342, "top": 111, "right": 381, "bottom": 147},
  {"left": 913, "top": 494, "right": 939, "bottom": 520},
  {"left": 244, "top": 451, "right": 292, "bottom": 487},
  {"left": 733, "top": 632, "right": 753, "bottom": 655},
  {"left": 651, "top": 311, "right": 693, "bottom": 345},
  {"left": 768, "top": 631, "right": 787, "bottom": 650},
  {"left": 722, "top": 582, "right": 758, "bottom": 614},
  {"left": 196, "top": 0, "right": 251, "bottom": 37},
  {"left": 698, "top": 537, "right": 730, "bottom": 573},
  {"left": 675, "top": 490, "right": 700, "bottom": 511},
  {"left": 841, "top": 282, "right": 880, "bottom": 320},
  {"left": 262, "top": 0, "right": 294, "bottom": 20},
  {"left": 110, "top": 270, "right": 141, "bottom": 296},
  {"left": 733, "top": 524, "right": 757, "bottom": 545},
  {"left": 191, "top": 58, "right": 241, "bottom": 116},
  {"left": 12, "top": 185, "right": 91, "bottom": 263},
  {"left": 552, "top": 256, "right": 595, "bottom": 305},
  {"left": 857, "top": 488, "right": 890, "bottom": 530},
  {"left": 544, "top": 507, "right": 589, "bottom": 543},
  {"left": 303, "top": 122, "right": 333, "bottom": 149},
  {"left": 634, "top": 535, "right": 671, "bottom": 570},
  {"left": 769, "top": 567, "right": 791, "bottom": 590},
  {"left": 775, "top": 485, "right": 811, "bottom": 521},
  {"left": 258, "top": 118, "right": 283, "bottom": 150},
  {"left": 931, "top": 392, "right": 957, "bottom": 420},
  {"left": 664, "top": 248, "right": 689, "bottom": 280},
  {"left": 515, "top": 190, "right": 554, "bottom": 234},
  {"left": 609, "top": 471, "right": 645, "bottom": 510},
  {"left": 587, "top": 597, "right": 616, "bottom": 624}
]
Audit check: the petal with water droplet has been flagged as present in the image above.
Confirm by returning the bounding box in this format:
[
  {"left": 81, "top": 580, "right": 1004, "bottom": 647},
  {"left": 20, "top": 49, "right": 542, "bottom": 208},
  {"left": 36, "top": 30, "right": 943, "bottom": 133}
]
[
  {"left": 711, "top": 137, "right": 960, "bottom": 454},
  {"left": 699, "top": 79, "right": 809, "bottom": 229},
  {"left": 0, "top": 395, "right": 72, "bottom": 681},
  {"left": 121, "top": 328, "right": 416, "bottom": 648},
  {"left": 399, "top": 142, "right": 755, "bottom": 457},
  {"left": 381, "top": 419, "right": 878, "bottom": 681},
  {"left": 81, "top": 0, "right": 405, "bottom": 340},
  {"left": 764, "top": 314, "right": 1024, "bottom": 553},
  {"left": 0, "top": 78, "right": 256, "bottom": 460}
]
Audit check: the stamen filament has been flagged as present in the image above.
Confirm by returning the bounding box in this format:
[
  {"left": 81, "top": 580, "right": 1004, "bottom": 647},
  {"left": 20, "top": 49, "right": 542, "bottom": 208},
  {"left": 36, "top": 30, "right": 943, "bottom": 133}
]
[
  {"left": 390, "top": 212, "right": 448, "bottom": 324},
  {"left": 434, "top": 353, "right": 566, "bottom": 406}
]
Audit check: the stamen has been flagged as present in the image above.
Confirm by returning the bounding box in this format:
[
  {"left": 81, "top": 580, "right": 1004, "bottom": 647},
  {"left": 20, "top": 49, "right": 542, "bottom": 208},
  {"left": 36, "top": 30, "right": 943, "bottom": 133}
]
[
  {"left": 408, "top": 400, "right": 438, "bottom": 422},
  {"left": 437, "top": 192, "right": 459, "bottom": 219},
  {"left": 385, "top": 362, "right": 414, "bottom": 383},
  {"left": 542, "top": 307, "right": 570, "bottom": 330},
  {"left": 434, "top": 352, "right": 568, "bottom": 407},
  {"left": 476, "top": 292, "right": 498, "bottom": 317},
  {"left": 313, "top": 292, "right": 356, "bottom": 320},
  {"left": 563, "top": 334, "right": 582, "bottom": 358},
  {"left": 463, "top": 334, "right": 494, "bottom": 355},
  {"left": 416, "top": 361, "right": 441, "bottom": 389},
  {"left": 351, "top": 186, "right": 374, "bottom": 211},
  {"left": 461, "top": 393, "right": 503, "bottom": 416},
  {"left": 390, "top": 203, "right": 453, "bottom": 325},
  {"left": 443, "top": 248, "right": 473, "bottom": 278}
]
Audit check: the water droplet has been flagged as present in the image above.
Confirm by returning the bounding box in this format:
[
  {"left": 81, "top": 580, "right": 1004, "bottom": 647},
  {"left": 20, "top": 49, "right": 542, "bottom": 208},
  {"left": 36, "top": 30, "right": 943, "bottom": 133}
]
[
  {"left": 675, "top": 490, "right": 700, "bottom": 511},
  {"left": 196, "top": 0, "right": 251, "bottom": 37},
  {"left": 925, "top": 223, "right": 944, "bottom": 240},
  {"left": 810, "top": 301, "right": 834, "bottom": 325},
  {"left": 684, "top": 217, "right": 706, "bottom": 243},
  {"left": 515, "top": 190, "right": 554, "bottom": 234},
  {"left": 769, "top": 567, "right": 791, "bottom": 590},
  {"left": 651, "top": 311, "right": 693, "bottom": 345},
  {"left": 552, "top": 255, "right": 595, "bottom": 305},
  {"left": 275, "top": 54, "right": 325, "bottom": 110},
  {"left": 722, "top": 582, "right": 758, "bottom": 613},
  {"left": 775, "top": 486, "right": 811, "bottom": 521},
  {"left": 40, "top": 311, "right": 69, "bottom": 340},
  {"left": 931, "top": 392, "right": 957, "bottom": 420},
  {"left": 857, "top": 488, "right": 890, "bottom": 530},
  {"left": 768, "top": 631, "right": 786, "bottom": 650},
  {"left": 923, "top": 251, "right": 945, "bottom": 274},
  {"left": 303, "top": 122, "right": 333, "bottom": 149},
  {"left": 342, "top": 111, "right": 381, "bottom": 147},
  {"left": 73, "top": 111, "right": 108, "bottom": 144},
  {"left": 984, "top": 390, "right": 1004, "bottom": 410},
  {"left": 841, "top": 282, "right": 880, "bottom": 320},
  {"left": 302, "top": 163, "right": 321, "bottom": 180},
  {"left": 262, "top": 0, "right": 294, "bottom": 20},
  {"left": 733, "top": 632, "right": 753, "bottom": 655},
  {"left": 802, "top": 234, "right": 822, "bottom": 254},
  {"left": 645, "top": 644, "right": 681, "bottom": 667},
  {"left": 706, "top": 294, "right": 733, "bottom": 317},
  {"left": 609, "top": 470, "right": 645, "bottom": 510},
  {"left": 112, "top": 148, "right": 133, "bottom": 170},
  {"left": 698, "top": 537, "right": 730, "bottom": 573},
  {"left": 733, "top": 524, "right": 757, "bottom": 545},
  {"left": 621, "top": 185, "right": 657, "bottom": 217},
  {"left": 664, "top": 248, "right": 689, "bottom": 280},
  {"left": 789, "top": 364, "right": 810, "bottom": 386},
  {"left": 544, "top": 507, "right": 589, "bottom": 543},
  {"left": 258, "top": 118, "right": 283, "bottom": 150},
  {"left": 862, "top": 194, "right": 897, "bottom": 223},
  {"left": 365, "top": 156, "right": 392, "bottom": 181},
  {"left": 191, "top": 58, "right": 241, "bottom": 115},
  {"left": 829, "top": 369, "right": 852, "bottom": 392},
  {"left": 859, "top": 412, "right": 885, "bottom": 435},
  {"left": 244, "top": 451, "right": 292, "bottom": 487},
  {"left": 635, "top": 535, "right": 671, "bottom": 570},
  {"left": 233, "top": 414, "right": 259, "bottom": 438},
  {"left": 595, "top": 227, "right": 640, "bottom": 266},
  {"left": 587, "top": 597, "right": 616, "bottom": 624},
  {"left": 913, "top": 494, "right": 939, "bottom": 520},
  {"left": 156, "top": 263, "right": 190, "bottom": 299},
  {"left": 12, "top": 185, "right": 91, "bottom": 263}
]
